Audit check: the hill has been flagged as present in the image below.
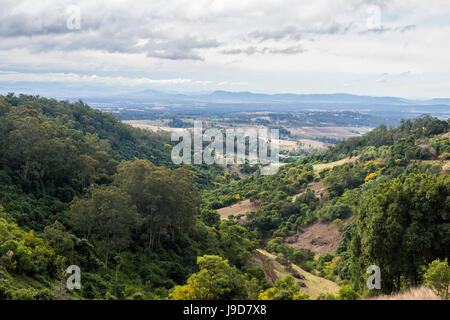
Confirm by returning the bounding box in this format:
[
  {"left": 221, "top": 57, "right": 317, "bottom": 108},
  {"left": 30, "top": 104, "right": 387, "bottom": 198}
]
[
  {"left": 204, "top": 115, "right": 449, "bottom": 298},
  {"left": 0, "top": 94, "right": 448, "bottom": 300}
]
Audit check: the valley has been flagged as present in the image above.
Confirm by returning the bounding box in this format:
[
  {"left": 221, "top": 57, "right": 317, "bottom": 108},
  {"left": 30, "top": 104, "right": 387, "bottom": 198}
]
[
  {"left": 2, "top": 0, "right": 450, "bottom": 308},
  {"left": 0, "top": 94, "right": 448, "bottom": 301}
]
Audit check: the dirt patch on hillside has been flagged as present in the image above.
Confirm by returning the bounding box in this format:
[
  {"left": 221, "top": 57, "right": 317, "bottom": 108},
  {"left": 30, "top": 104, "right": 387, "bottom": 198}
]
[
  {"left": 313, "top": 155, "right": 360, "bottom": 174},
  {"left": 299, "top": 138, "right": 332, "bottom": 149},
  {"left": 308, "top": 181, "right": 327, "bottom": 199},
  {"left": 229, "top": 163, "right": 248, "bottom": 179},
  {"left": 416, "top": 138, "right": 430, "bottom": 148},
  {"left": 285, "top": 222, "right": 341, "bottom": 255},
  {"left": 217, "top": 199, "right": 260, "bottom": 221},
  {"left": 292, "top": 181, "right": 327, "bottom": 202},
  {"left": 413, "top": 160, "right": 450, "bottom": 173}
]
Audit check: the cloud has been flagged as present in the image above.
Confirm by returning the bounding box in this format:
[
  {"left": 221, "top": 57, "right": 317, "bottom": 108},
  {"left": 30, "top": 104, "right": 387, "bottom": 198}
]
[
  {"left": 265, "top": 45, "right": 305, "bottom": 55},
  {"left": 0, "top": 1, "right": 220, "bottom": 61},
  {"left": 220, "top": 45, "right": 304, "bottom": 55},
  {"left": 249, "top": 22, "right": 416, "bottom": 42},
  {"left": 375, "top": 70, "right": 415, "bottom": 83},
  {"left": 1, "top": 0, "right": 450, "bottom": 97},
  {"left": 220, "top": 46, "right": 258, "bottom": 55},
  {"left": 248, "top": 23, "right": 350, "bottom": 42},
  {"left": 248, "top": 26, "right": 303, "bottom": 42},
  {"left": 0, "top": 70, "right": 196, "bottom": 85},
  {"left": 0, "top": 0, "right": 429, "bottom": 63},
  {"left": 0, "top": 69, "right": 250, "bottom": 87},
  {"left": 0, "top": 31, "right": 220, "bottom": 62},
  {"left": 360, "top": 24, "right": 416, "bottom": 34},
  {"left": 144, "top": 38, "right": 220, "bottom": 61}
]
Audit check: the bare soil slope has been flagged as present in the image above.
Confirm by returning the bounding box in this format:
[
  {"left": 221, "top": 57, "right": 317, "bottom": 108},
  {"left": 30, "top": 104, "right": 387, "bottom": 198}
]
[
  {"left": 285, "top": 222, "right": 341, "bottom": 255},
  {"left": 292, "top": 181, "right": 327, "bottom": 202},
  {"left": 217, "top": 199, "right": 260, "bottom": 221}
]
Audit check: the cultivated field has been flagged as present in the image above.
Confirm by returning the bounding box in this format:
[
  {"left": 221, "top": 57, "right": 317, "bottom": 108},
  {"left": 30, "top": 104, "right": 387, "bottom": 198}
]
[
  {"left": 123, "top": 120, "right": 367, "bottom": 150},
  {"left": 122, "top": 120, "right": 188, "bottom": 134},
  {"left": 288, "top": 126, "right": 372, "bottom": 140}
]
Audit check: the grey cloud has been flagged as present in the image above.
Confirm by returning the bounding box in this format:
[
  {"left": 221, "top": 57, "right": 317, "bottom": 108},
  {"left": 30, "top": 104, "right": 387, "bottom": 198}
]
[
  {"left": 248, "top": 23, "right": 351, "bottom": 42},
  {"left": 248, "top": 26, "right": 302, "bottom": 42},
  {"left": 360, "top": 24, "right": 416, "bottom": 34},
  {"left": 144, "top": 38, "right": 221, "bottom": 61},
  {"left": 220, "top": 47, "right": 258, "bottom": 55},
  {"left": 0, "top": 1, "right": 219, "bottom": 61},
  {"left": 264, "top": 46, "right": 305, "bottom": 55},
  {"left": 220, "top": 45, "right": 304, "bottom": 56},
  {"left": 0, "top": 31, "right": 220, "bottom": 61},
  {"left": 0, "top": 2, "right": 105, "bottom": 37},
  {"left": 0, "top": 6, "right": 67, "bottom": 37}
]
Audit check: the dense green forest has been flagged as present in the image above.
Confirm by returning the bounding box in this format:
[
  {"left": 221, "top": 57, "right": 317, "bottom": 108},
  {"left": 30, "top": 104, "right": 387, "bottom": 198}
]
[{"left": 0, "top": 94, "right": 448, "bottom": 300}]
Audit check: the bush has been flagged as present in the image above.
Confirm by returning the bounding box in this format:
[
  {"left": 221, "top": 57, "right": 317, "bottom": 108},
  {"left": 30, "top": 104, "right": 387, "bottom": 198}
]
[
  {"left": 338, "top": 284, "right": 359, "bottom": 300},
  {"left": 424, "top": 259, "right": 450, "bottom": 300}
]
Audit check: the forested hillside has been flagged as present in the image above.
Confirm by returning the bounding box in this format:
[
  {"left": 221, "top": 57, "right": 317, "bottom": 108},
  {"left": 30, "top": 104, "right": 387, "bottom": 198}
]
[
  {"left": 0, "top": 94, "right": 262, "bottom": 299},
  {"left": 203, "top": 115, "right": 450, "bottom": 297},
  {"left": 0, "top": 94, "right": 448, "bottom": 300}
]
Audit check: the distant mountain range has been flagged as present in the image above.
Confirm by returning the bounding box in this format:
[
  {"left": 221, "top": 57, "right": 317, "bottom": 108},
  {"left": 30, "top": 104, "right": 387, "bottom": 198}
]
[
  {"left": 95, "top": 89, "right": 450, "bottom": 107},
  {"left": 82, "top": 90, "right": 449, "bottom": 119},
  {"left": 2, "top": 88, "right": 448, "bottom": 119}
]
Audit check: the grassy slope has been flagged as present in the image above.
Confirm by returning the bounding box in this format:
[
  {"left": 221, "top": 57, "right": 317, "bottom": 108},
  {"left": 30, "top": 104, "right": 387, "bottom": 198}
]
[{"left": 255, "top": 249, "right": 340, "bottom": 299}]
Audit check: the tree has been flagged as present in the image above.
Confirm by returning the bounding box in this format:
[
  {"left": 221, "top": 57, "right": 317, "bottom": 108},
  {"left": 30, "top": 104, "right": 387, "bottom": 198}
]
[
  {"left": 68, "top": 185, "right": 138, "bottom": 267},
  {"left": 424, "top": 259, "right": 450, "bottom": 300},
  {"left": 114, "top": 159, "right": 200, "bottom": 249},
  {"left": 199, "top": 208, "right": 220, "bottom": 227},
  {"left": 170, "top": 255, "right": 247, "bottom": 300},
  {"left": 338, "top": 284, "right": 359, "bottom": 300},
  {"left": 258, "top": 276, "right": 309, "bottom": 300},
  {"left": 351, "top": 173, "right": 450, "bottom": 293}
]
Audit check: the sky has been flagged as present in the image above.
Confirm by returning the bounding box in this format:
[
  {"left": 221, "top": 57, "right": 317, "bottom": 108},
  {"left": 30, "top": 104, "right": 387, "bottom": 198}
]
[{"left": 1, "top": 0, "right": 450, "bottom": 98}]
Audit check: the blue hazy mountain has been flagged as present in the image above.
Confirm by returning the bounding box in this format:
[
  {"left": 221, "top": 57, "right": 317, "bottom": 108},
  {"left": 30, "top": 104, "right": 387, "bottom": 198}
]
[
  {"left": 103, "top": 89, "right": 445, "bottom": 107},
  {"left": 2, "top": 85, "right": 448, "bottom": 119}
]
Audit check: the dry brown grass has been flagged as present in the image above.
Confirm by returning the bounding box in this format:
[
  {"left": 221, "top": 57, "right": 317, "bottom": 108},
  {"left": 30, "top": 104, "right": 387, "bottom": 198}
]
[
  {"left": 313, "top": 155, "right": 360, "bottom": 174},
  {"left": 416, "top": 160, "right": 450, "bottom": 172},
  {"left": 371, "top": 286, "right": 440, "bottom": 300},
  {"left": 292, "top": 181, "right": 327, "bottom": 202},
  {"left": 123, "top": 120, "right": 189, "bottom": 134},
  {"left": 253, "top": 249, "right": 340, "bottom": 299}
]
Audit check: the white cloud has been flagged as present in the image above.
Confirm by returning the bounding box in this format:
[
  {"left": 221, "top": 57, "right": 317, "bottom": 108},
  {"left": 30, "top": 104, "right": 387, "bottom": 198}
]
[{"left": 0, "top": 69, "right": 236, "bottom": 87}]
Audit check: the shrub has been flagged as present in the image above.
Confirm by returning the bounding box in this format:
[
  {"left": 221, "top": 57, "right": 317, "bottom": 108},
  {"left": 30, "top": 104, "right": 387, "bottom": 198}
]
[
  {"left": 424, "top": 259, "right": 450, "bottom": 300},
  {"left": 338, "top": 284, "right": 359, "bottom": 300}
]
